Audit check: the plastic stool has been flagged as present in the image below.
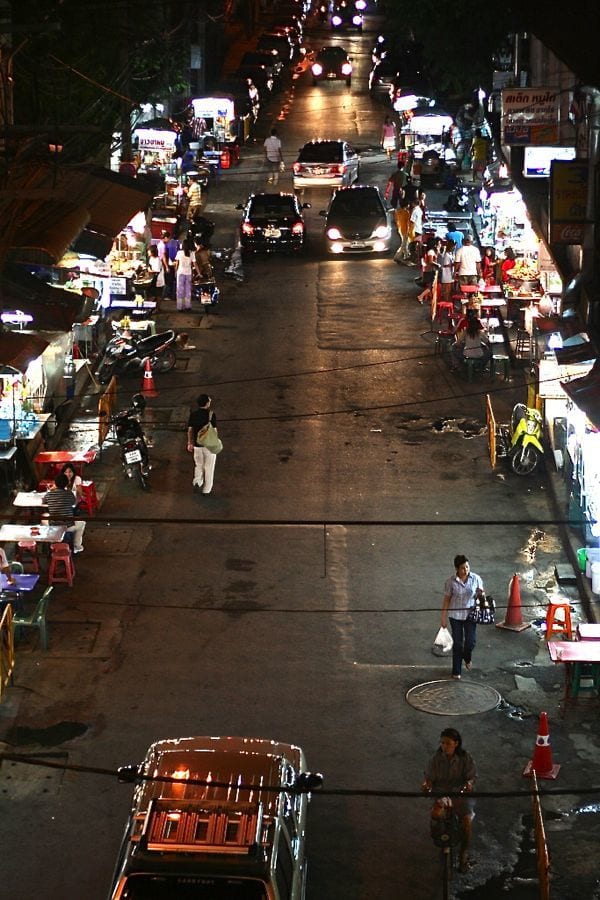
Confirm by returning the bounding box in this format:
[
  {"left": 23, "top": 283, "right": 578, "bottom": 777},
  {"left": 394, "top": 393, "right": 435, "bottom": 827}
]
[
  {"left": 16, "top": 540, "right": 40, "bottom": 573},
  {"left": 435, "top": 330, "right": 454, "bottom": 356},
  {"left": 435, "top": 300, "right": 455, "bottom": 324},
  {"left": 490, "top": 354, "right": 511, "bottom": 382},
  {"left": 464, "top": 358, "right": 486, "bottom": 382},
  {"left": 79, "top": 480, "right": 99, "bottom": 516},
  {"left": 48, "top": 542, "right": 76, "bottom": 587},
  {"left": 545, "top": 599, "right": 573, "bottom": 640},
  {"left": 569, "top": 663, "right": 600, "bottom": 698}
]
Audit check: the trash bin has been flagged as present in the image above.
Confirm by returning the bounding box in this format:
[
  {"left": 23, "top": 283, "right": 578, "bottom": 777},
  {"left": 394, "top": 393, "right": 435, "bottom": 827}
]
[{"left": 577, "top": 548, "right": 587, "bottom": 572}]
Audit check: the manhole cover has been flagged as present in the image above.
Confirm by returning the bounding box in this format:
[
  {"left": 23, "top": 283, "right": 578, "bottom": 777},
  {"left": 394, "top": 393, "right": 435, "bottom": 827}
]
[{"left": 406, "top": 680, "right": 502, "bottom": 716}]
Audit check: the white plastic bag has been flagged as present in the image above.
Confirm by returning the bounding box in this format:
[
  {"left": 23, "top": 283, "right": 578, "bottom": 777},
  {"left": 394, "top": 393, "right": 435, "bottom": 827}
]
[{"left": 432, "top": 626, "right": 453, "bottom": 656}]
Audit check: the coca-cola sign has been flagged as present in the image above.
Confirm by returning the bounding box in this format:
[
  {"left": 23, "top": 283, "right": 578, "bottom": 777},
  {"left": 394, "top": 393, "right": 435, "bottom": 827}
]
[{"left": 550, "top": 223, "right": 585, "bottom": 244}]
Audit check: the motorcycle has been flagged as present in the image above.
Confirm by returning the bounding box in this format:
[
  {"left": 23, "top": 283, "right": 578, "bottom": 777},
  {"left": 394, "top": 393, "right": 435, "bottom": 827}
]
[
  {"left": 213, "top": 247, "right": 245, "bottom": 283},
  {"left": 110, "top": 393, "right": 151, "bottom": 490},
  {"left": 96, "top": 329, "right": 177, "bottom": 384},
  {"left": 318, "top": 2, "right": 328, "bottom": 22},
  {"left": 443, "top": 179, "right": 472, "bottom": 213},
  {"left": 188, "top": 214, "right": 215, "bottom": 247},
  {"left": 497, "top": 403, "right": 544, "bottom": 475}
]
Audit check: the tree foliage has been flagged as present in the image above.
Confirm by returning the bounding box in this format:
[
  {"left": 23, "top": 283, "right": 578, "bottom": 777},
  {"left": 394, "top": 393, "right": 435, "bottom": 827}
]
[{"left": 9, "top": 0, "right": 194, "bottom": 164}]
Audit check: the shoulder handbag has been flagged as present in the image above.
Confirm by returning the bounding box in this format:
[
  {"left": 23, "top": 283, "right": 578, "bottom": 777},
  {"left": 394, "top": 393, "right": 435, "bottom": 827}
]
[
  {"left": 468, "top": 594, "right": 495, "bottom": 624},
  {"left": 197, "top": 422, "right": 223, "bottom": 454}
]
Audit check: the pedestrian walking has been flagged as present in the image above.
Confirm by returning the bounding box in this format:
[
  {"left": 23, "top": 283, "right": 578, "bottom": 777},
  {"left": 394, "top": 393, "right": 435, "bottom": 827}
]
[
  {"left": 175, "top": 238, "right": 193, "bottom": 311},
  {"left": 393, "top": 197, "right": 411, "bottom": 262},
  {"left": 381, "top": 115, "right": 398, "bottom": 161},
  {"left": 186, "top": 394, "right": 218, "bottom": 495},
  {"left": 186, "top": 175, "right": 202, "bottom": 220},
  {"left": 384, "top": 162, "right": 407, "bottom": 207},
  {"left": 264, "top": 127, "right": 283, "bottom": 185},
  {"left": 440, "top": 554, "right": 486, "bottom": 679}
]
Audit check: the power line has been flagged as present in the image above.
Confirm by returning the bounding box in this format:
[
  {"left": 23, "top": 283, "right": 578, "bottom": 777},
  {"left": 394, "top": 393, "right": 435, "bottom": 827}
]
[{"left": 1, "top": 751, "right": 599, "bottom": 801}]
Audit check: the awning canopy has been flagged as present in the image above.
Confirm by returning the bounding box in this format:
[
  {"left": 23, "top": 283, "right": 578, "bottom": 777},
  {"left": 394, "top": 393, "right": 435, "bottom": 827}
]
[
  {"left": 3, "top": 162, "right": 155, "bottom": 265},
  {"left": 0, "top": 263, "right": 92, "bottom": 331},
  {"left": 561, "top": 359, "right": 600, "bottom": 428},
  {"left": 0, "top": 332, "right": 50, "bottom": 373}
]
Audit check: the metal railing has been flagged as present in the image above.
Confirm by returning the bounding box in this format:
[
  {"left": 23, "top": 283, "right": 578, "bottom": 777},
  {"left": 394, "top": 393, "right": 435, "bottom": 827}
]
[{"left": 531, "top": 771, "right": 551, "bottom": 899}]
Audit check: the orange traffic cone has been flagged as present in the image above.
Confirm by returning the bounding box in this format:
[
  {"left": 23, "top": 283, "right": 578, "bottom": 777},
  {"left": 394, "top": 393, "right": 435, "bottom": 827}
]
[
  {"left": 496, "top": 573, "right": 531, "bottom": 632},
  {"left": 523, "top": 711, "right": 560, "bottom": 779},
  {"left": 141, "top": 357, "right": 159, "bottom": 398}
]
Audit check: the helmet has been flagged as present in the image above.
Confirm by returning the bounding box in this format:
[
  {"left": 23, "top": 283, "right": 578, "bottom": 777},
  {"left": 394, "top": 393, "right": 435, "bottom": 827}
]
[{"left": 131, "top": 393, "right": 146, "bottom": 412}]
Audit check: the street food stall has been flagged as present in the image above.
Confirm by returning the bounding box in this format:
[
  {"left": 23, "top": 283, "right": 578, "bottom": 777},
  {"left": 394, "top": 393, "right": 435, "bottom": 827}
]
[
  {"left": 400, "top": 107, "right": 454, "bottom": 186},
  {"left": 190, "top": 95, "right": 242, "bottom": 167}
]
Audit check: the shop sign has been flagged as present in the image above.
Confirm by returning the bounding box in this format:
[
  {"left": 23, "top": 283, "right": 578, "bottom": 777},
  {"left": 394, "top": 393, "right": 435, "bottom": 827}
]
[
  {"left": 136, "top": 129, "right": 176, "bottom": 152},
  {"left": 501, "top": 87, "right": 560, "bottom": 145},
  {"left": 550, "top": 161, "right": 588, "bottom": 244},
  {"left": 109, "top": 277, "right": 128, "bottom": 295}
]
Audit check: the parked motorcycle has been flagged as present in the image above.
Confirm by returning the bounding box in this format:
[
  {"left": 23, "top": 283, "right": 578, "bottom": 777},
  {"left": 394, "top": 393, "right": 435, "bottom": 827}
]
[
  {"left": 96, "top": 329, "right": 177, "bottom": 384},
  {"left": 110, "top": 393, "right": 151, "bottom": 490},
  {"left": 443, "top": 179, "right": 473, "bottom": 213},
  {"left": 213, "top": 247, "right": 245, "bottom": 283},
  {"left": 497, "top": 403, "right": 544, "bottom": 475},
  {"left": 188, "top": 214, "right": 215, "bottom": 247}
]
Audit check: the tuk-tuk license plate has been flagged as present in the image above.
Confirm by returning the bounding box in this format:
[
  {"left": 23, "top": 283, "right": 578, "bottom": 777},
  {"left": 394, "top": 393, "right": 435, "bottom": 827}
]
[{"left": 125, "top": 449, "right": 142, "bottom": 464}]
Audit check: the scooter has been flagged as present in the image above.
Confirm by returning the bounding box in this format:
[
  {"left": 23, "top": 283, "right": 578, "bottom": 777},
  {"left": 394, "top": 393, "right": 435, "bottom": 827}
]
[
  {"left": 188, "top": 214, "right": 215, "bottom": 247},
  {"left": 96, "top": 329, "right": 177, "bottom": 384},
  {"left": 497, "top": 403, "right": 544, "bottom": 475},
  {"left": 443, "top": 179, "right": 472, "bottom": 213},
  {"left": 318, "top": 2, "right": 328, "bottom": 22},
  {"left": 110, "top": 393, "right": 151, "bottom": 490}
]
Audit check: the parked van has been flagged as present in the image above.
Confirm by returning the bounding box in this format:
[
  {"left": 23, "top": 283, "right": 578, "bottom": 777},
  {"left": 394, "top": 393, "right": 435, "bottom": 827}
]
[{"left": 108, "top": 735, "right": 321, "bottom": 899}]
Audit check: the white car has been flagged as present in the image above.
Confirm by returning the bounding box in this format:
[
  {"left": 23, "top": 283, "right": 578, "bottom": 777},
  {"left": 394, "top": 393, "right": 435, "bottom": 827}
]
[
  {"left": 108, "top": 735, "right": 322, "bottom": 900},
  {"left": 293, "top": 139, "right": 360, "bottom": 189}
]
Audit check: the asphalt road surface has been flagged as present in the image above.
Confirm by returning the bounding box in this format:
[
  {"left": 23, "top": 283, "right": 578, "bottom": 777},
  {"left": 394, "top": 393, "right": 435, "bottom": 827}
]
[{"left": 2, "top": 11, "right": 599, "bottom": 900}]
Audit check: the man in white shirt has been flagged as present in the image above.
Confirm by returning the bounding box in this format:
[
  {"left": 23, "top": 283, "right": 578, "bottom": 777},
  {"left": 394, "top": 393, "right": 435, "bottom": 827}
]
[
  {"left": 453, "top": 234, "right": 481, "bottom": 285},
  {"left": 407, "top": 200, "right": 423, "bottom": 265},
  {"left": 264, "top": 127, "right": 283, "bottom": 185}
]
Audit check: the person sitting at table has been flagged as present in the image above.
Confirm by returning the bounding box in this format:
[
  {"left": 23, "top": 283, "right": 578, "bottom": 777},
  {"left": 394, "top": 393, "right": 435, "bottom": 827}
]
[
  {"left": 0, "top": 547, "right": 16, "bottom": 585},
  {"left": 60, "top": 463, "right": 82, "bottom": 507},
  {"left": 453, "top": 305, "right": 484, "bottom": 341},
  {"left": 43, "top": 473, "right": 85, "bottom": 554},
  {"left": 451, "top": 319, "right": 491, "bottom": 371}
]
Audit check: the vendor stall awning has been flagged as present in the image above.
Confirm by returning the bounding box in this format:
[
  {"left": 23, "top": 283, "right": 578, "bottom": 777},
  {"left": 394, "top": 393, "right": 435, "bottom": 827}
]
[
  {"left": 0, "top": 332, "right": 49, "bottom": 373},
  {"left": 4, "top": 162, "right": 155, "bottom": 264},
  {"left": 0, "top": 263, "right": 91, "bottom": 331},
  {"left": 561, "top": 359, "right": 600, "bottom": 429}
]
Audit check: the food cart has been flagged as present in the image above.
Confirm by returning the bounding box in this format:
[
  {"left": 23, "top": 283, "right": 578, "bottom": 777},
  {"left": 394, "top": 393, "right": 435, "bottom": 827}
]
[
  {"left": 400, "top": 108, "right": 455, "bottom": 186},
  {"left": 190, "top": 96, "right": 242, "bottom": 167}
]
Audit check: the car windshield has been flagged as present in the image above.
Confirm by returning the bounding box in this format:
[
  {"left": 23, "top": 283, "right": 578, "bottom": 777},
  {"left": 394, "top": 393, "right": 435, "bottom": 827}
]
[
  {"left": 250, "top": 198, "right": 297, "bottom": 216},
  {"left": 298, "top": 142, "right": 343, "bottom": 163},
  {"left": 121, "top": 874, "right": 268, "bottom": 899},
  {"left": 319, "top": 48, "right": 347, "bottom": 61},
  {"left": 331, "top": 191, "right": 382, "bottom": 217}
]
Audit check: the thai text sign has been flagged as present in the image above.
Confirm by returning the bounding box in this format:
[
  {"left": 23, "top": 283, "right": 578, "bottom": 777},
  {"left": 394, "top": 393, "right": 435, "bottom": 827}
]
[
  {"left": 550, "top": 161, "right": 588, "bottom": 244},
  {"left": 501, "top": 88, "right": 560, "bottom": 145}
]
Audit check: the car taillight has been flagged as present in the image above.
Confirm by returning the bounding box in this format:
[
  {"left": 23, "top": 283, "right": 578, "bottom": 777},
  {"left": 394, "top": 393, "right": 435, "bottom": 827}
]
[
  {"left": 242, "top": 223, "right": 254, "bottom": 235},
  {"left": 332, "top": 14, "right": 342, "bottom": 25},
  {"left": 341, "top": 62, "right": 352, "bottom": 75},
  {"left": 312, "top": 62, "right": 323, "bottom": 75},
  {"left": 330, "top": 164, "right": 345, "bottom": 174},
  {"left": 291, "top": 221, "right": 305, "bottom": 235},
  {"left": 293, "top": 162, "right": 302, "bottom": 174}
]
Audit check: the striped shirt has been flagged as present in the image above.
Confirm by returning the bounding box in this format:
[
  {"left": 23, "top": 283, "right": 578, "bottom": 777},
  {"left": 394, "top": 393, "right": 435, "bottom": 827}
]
[
  {"left": 43, "top": 487, "right": 77, "bottom": 524},
  {"left": 443, "top": 572, "right": 483, "bottom": 621}
]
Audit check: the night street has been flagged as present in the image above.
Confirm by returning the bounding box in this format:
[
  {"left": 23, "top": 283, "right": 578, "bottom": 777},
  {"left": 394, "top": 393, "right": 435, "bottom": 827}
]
[{"left": 1, "top": 6, "right": 600, "bottom": 900}]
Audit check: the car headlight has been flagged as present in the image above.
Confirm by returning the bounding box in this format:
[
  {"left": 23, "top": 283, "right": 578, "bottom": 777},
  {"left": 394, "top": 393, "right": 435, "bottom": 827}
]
[
  {"left": 352, "top": 14, "right": 363, "bottom": 24},
  {"left": 312, "top": 63, "right": 323, "bottom": 75},
  {"left": 355, "top": 0, "right": 367, "bottom": 8},
  {"left": 332, "top": 14, "right": 342, "bottom": 25},
  {"left": 373, "top": 224, "right": 390, "bottom": 239},
  {"left": 341, "top": 62, "right": 352, "bottom": 75},
  {"left": 326, "top": 227, "right": 343, "bottom": 240}
]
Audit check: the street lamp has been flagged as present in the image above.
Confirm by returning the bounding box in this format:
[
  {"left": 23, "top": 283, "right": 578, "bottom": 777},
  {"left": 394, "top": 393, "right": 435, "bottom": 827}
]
[{"left": 0, "top": 364, "right": 21, "bottom": 447}]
